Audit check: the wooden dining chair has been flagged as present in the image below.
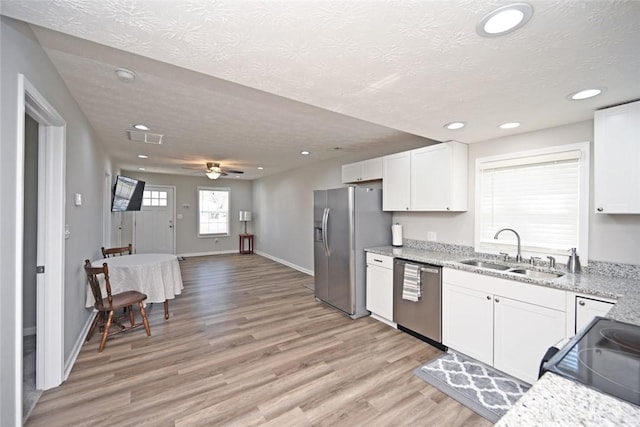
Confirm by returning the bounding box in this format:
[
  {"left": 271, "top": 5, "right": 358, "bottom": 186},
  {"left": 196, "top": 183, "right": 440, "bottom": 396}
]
[
  {"left": 84, "top": 259, "right": 151, "bottom": 352},
  {"left": 101, "top": 243, "right": 133, "bottom": 258}
]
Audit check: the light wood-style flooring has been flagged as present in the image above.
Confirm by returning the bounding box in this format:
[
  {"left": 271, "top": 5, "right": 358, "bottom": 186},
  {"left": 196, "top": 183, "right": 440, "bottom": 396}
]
[{"left": 27, "top": 254, "right": 491, "bottom": 426}]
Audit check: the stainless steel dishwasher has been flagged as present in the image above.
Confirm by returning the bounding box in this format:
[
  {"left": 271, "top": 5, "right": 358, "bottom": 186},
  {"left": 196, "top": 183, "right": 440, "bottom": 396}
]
[{"left": 393, "top": 258, "right": 443, "bottom": 348}]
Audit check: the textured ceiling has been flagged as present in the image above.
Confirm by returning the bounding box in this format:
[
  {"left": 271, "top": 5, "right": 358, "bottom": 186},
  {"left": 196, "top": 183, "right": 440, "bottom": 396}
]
[{"left": 2, "top": 0, "right": 640, "bottom": 179}]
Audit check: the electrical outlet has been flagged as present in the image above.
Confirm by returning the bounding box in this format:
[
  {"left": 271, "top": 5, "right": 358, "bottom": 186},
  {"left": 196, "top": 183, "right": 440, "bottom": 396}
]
[{"left": 427, "top": 231, "right": 437, "bottom": 241}]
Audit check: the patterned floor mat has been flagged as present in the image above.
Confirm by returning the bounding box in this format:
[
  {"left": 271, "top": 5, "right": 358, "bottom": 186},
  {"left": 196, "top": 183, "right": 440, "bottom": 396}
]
[{"left": 413, "top": 351, "right": 530, "bottom": 423}]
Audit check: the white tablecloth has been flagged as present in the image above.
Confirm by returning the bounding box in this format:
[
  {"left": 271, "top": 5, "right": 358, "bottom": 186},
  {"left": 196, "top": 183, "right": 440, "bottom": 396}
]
[{"left": 86, "top": 253, "right": 184, "bottom": 307}]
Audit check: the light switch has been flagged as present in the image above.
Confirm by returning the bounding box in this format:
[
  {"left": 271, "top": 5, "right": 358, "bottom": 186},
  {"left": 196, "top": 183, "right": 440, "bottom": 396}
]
[
  {"left": 74, "top": 193, "right": 82, "bottom": 206},
  {"left": 65, "top": 224, "right": 70, "bottom": 239}
]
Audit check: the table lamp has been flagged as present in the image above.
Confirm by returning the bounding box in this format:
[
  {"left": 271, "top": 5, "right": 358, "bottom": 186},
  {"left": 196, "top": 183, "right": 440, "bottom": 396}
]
[{"left": 239, "top": 211, "right": 252, "bottom": 234}]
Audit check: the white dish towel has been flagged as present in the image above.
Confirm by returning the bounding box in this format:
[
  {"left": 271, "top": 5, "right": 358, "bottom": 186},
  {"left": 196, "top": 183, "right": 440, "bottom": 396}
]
[{"left": 402, "top": 263, "right": 421, "bottom": 302}]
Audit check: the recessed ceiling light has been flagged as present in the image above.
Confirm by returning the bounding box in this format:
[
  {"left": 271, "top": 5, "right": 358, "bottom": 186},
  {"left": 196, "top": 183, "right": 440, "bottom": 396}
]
[
  {"left": 138, "top": 167, "right": 145, "bottom": 171},
  {"left": 137, "top": 154, "right": 148, "bottom": 159},
  {"left": 568, "top": 88, "right": 604, "bottom": 100},
  {"left": 499, "top": 122, "right": 521, "bottom": 129},
  {"left": 301, "top": 150, "right": 311, "bottom": 155},
  {"left": 115, "top": 67, "right": 136, "bottom": 83},
  {"left": 133, "top": 124, "right": 149, "bottom": 131},
  {"left": 444, "top": 121, "right": 466, "bottom": 130},
  {"left": 257, "top": 166, "right": 264, "bottom": 170},
  {"left": 477, "top": 3, "right": 533, "bottom": 37}
]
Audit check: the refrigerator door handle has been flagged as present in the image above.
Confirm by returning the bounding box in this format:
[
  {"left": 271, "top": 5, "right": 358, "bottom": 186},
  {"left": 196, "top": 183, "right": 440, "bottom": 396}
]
[{"left": 322, "top": 207, "right": 330, "bottom": 256}]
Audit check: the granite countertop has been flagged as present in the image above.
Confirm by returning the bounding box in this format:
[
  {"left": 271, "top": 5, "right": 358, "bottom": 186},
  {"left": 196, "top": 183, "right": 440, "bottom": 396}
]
[
  {"left": 365, "top": 245, "right": 640, "bottom": 326},
  {"left": 495, "top": 373, "right": 640, "bottom": 426},
  {"left": 366, "top": 244, "right": 640, "bottom": 424}
]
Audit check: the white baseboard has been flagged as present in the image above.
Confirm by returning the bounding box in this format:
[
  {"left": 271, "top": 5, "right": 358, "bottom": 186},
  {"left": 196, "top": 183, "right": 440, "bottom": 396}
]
[
  {"left": 177, "top": 250, "right": 238, "bottom": 258},
  {"left": 177, "top": 249, "right": 314, "bottom": 277},
  {"left": 23, "top": 326, "right": 36, "bottom": 336},
  {"left": 64, "top": 311, "right": 96, "bottom": 381},
  {"left": 255, "top": 250, "right": 313, "bottom": 276}
]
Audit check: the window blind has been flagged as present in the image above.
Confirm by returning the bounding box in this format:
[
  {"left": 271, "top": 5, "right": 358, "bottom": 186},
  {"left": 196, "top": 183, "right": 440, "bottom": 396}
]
[{"left": 477, "top": 150, "right": 582, "bottom": 256}]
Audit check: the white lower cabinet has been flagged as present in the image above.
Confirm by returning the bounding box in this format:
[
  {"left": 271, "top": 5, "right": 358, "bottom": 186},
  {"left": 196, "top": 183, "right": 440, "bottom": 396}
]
[
  {"left": 493, "top": 296, "right": 566, "bottom": 384},
  {"left": 443, "top": 268, "right": 567, "bottom": 384},
  {"left": 575, "top": 296, "right": 615, "bottom": 334},
  {"left": 366, "top": 253, "right": 394, "bottom": 325},
  {"left": 442, "top": 283, "right": 493, "bottom": 366}
]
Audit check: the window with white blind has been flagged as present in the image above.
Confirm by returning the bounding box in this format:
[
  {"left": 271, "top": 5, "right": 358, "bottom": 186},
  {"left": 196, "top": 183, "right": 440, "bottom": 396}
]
[
  {"left": 475, "top": 143, "right": 589, "bottom": 259},
  {"left": 198, "top": 187, "right": 230, "bottom": 236}
]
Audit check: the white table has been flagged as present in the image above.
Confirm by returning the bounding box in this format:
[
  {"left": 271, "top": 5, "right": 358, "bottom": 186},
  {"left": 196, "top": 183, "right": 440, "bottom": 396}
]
[{"left": 87, "top": 253, "right": 184, "bottom": 319}]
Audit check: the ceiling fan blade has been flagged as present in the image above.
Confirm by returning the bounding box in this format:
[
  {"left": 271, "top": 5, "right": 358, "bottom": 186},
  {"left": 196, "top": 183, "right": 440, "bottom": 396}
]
[{"left": 221, "top": 168, "right": 244, "bottom": 174}]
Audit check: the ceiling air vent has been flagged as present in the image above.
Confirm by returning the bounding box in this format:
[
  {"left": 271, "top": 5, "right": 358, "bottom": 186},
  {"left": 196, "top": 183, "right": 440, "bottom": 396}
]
[{"left": 126, "top": 129, "right": 163, "bottom": 144}]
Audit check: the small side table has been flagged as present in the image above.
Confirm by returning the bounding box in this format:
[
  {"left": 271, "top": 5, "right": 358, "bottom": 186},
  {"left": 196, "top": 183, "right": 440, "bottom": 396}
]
[{"left": 239, "top": 234, "right": 254, "bottom": 254}]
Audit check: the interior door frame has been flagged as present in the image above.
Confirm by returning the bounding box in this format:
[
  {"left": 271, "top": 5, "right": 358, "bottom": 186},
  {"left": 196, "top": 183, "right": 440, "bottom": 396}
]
[
  {"left": 15, "top": 74, "right": 66, "bottom": 400},
  {"left": 133, "top": 185, "right": 176, "bottom": 254}
]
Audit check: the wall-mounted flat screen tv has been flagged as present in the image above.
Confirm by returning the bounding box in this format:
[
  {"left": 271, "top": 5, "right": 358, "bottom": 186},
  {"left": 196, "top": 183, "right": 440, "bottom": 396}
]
[{"left": 111, "top": 175, "right": 145, "bottom": 212}]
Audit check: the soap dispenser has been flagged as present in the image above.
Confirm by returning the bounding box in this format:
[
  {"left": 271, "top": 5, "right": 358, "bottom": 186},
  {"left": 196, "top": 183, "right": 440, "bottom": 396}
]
[{"left": 567, "top": 248, "right": 581, "bottom": 273}]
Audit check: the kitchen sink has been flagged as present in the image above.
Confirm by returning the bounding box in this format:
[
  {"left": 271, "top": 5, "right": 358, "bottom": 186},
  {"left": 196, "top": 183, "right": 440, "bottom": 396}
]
[
  {"left": 509, "top": 269, "right": 564, "bottom": 279},
  {"left": 459, "top": 259, "right": 512, "bottom": 271}
]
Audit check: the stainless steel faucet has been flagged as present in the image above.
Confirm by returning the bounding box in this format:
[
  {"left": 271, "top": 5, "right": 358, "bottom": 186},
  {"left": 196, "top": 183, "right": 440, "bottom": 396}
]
[{"left": 494, "top": 228, "right": 523, "bottom": 262}]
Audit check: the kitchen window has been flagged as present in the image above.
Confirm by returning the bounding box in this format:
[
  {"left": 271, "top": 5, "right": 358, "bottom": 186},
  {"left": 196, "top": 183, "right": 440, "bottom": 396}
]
[
  {"left": 475, "top": 143, "right": 589, "bottom": 259},
  {"left": 198, "top": 187, "right": 230, "bottom": 236}
]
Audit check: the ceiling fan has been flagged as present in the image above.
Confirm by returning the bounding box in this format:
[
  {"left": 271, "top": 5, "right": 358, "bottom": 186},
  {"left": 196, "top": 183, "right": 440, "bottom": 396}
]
[{"left": 202, "top": 162, "right": 244, "bottom": 179}]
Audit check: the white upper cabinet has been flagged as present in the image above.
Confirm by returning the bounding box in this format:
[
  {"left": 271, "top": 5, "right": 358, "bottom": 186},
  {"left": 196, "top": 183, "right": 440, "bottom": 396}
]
[
  {"left": 382, "top": 151, "right": 411, "bottom": 211},
  {"left": 411, "top": 141, "right": 468, "bottom": 211},
  {"left": 341, "top": 157, "right": 383, "bottom": 183},
  {"left": 594, "top": 100, "right": 640, "bottom": 214},
  {"left": 382, "top": 141, "right": 468, "bottom": 211}
]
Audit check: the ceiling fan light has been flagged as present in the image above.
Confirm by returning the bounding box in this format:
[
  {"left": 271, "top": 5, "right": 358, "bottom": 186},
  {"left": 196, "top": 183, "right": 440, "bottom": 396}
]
[{"left": 206, "top": 171, "right": 221, "bottom": 179}]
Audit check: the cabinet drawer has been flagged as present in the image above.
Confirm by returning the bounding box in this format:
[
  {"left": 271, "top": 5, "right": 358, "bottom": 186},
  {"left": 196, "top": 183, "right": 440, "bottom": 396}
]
[{"left": 366, "top": 252, "right": 393, "bottom": 269}]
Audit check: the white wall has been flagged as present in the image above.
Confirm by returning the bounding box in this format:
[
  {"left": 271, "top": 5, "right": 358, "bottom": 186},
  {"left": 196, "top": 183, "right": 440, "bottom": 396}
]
[
  {"left": 395, "top": 120, "right": 640, "bottom": 265},
  {"left": 1, "top": 16, "right": 109, "bottom": 426},
  {"left": 120, "top": 171, "right": 253, "bottom": 255}
]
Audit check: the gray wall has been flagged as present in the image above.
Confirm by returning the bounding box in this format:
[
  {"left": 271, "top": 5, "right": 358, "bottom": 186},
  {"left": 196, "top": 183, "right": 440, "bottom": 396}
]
[
  {"left": 22, "top": 114, "right": 38, "bottom": 333},
  {"left": 1, "top": 16, "right": 109, "bottom": 426},
  {"left": 120, "top": 171, "right": 253, "bottom": 255},
  {"left": 252, "top": 136, "right": 432, "bottom": 273},
  {"left": 253, "top": 120, "right": 640, "bottom": 271},
  {"left": 394, "top": 120, "right": 640, "bottom": 265}
]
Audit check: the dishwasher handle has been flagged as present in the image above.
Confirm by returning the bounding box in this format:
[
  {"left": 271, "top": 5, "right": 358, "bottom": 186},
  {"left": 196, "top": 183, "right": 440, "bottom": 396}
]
[{"left": 420, "top": 267, "right": 440, "bottom": 274}]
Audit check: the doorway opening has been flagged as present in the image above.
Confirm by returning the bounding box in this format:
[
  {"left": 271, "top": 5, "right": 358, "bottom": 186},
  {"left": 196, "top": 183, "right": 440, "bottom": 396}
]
[
  {"left": 15, "top": 74, "right": 66, "bottom": 422},
  {"left": 22, "top": 113, "right": 41, "bottom": 419}
]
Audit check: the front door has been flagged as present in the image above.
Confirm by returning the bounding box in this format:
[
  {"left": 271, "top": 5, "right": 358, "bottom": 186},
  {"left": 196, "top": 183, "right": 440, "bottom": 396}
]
[{"left": 134, "top": 185, "right": 175, "bottom": 253}]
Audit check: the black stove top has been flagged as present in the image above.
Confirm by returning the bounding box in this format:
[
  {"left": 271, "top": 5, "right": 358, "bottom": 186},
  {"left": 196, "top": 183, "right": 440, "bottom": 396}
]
[{"left": 545, "top": 317, "right": 640, "bottom": 406}]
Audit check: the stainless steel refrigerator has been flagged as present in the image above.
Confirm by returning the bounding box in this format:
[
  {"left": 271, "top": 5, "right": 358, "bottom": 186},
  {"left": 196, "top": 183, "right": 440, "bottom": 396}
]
[{"left": 313, "top": 187, "right": 392, "bottom": 319}]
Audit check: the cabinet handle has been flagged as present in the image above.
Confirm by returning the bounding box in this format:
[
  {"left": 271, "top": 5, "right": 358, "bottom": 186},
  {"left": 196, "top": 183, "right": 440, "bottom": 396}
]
[
  {"left": 446, "top": 207, "right": 450, "bottom": 211},
  {"left": 374, "top": 259, "right": 383, "bottom": 263},
  {"left": 578, "top": 300, "right": 586, "bottom": 306},
  {"left": 486, "top": 296, "right": 491, "bottom": 300},
  {"left": 597, "top": 207, "right": 604, "bottom": 212},
  {"left": 495, "top": 298, "right": 500, "bottom": 303}
]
